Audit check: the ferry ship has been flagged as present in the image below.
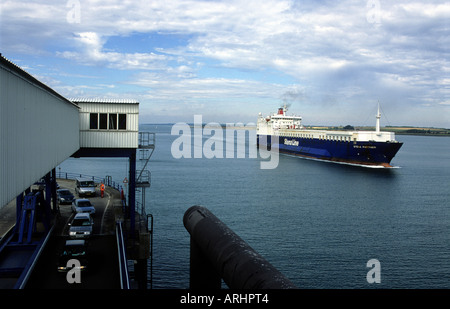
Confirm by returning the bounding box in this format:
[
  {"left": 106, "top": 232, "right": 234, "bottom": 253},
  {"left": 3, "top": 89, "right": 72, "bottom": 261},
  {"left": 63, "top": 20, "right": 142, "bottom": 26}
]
[{"left": 256, "top": 104, "right": 403, "bottom": 167}]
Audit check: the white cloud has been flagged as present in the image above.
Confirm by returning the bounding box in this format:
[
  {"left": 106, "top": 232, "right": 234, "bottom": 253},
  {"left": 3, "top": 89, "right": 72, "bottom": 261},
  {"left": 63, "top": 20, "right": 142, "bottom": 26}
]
[
  {"left": 56, "top": 32, "right": 169, "bottom": 70},
  {"left": 1, "top": 0, "right": 449, "bottom": 126},
  {"left": 129, "top": 71, "right": 291, "bottom": 101}
]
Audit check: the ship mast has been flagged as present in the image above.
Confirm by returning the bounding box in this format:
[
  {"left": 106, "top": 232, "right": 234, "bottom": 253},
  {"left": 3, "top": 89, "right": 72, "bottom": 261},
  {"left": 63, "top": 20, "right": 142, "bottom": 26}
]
[{"left": 375, "top": 102, "right": 381, "bottom": 133}]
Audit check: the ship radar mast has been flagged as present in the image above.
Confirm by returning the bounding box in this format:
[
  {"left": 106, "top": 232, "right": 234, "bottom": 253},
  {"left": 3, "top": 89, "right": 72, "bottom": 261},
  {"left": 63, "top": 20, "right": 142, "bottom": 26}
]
[{"left": 375, "top": 102, "right": 381, "bottom": 133}]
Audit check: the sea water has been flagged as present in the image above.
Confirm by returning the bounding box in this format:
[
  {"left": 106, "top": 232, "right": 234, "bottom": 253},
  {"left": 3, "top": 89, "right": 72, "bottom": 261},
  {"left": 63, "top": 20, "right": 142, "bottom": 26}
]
[{"left": 58, "top": 125, "right": 450, "bottom": 289}]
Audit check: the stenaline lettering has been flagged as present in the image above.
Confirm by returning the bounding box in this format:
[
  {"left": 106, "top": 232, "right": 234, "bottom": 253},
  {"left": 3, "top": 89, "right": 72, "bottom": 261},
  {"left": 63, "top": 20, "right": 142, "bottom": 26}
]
[{"left": 284, "top": 138, "right": 299, "bottom": 146}]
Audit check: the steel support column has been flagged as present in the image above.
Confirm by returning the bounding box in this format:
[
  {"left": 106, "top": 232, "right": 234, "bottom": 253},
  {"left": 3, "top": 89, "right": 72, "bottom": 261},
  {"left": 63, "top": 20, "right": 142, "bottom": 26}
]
[
  {"left": 51, "top": 168, "right": 57, "bottom": 212},
  {"left": 44, "top": 172, "right": 51, "bottom": 211},
  {"left": 17, "top": 188, "right": 31, "bottom": 230},
  {"left": 42, "top": 174, "right": 52, "bottom": 232},
  {"left": 16, "top": 193, "right": 23, "bottom": 230},
  {"left": 129, "top": 151, "right": 136, "bottom": 236}
]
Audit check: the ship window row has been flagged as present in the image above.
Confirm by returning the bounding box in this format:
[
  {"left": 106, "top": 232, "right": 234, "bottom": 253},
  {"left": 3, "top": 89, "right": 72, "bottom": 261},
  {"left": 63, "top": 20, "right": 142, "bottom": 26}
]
[
  {"left": 283, "top": 133, "right": 314, "bottom": 138},
  {"left": 281, "top": 133, "right": 354, "bottom": 142},
  {"left": 89, "top": 113, "right": 127, "bottom": 130},
  {"left": 324, "top": 135, "right": 352, "bottom": 142}
]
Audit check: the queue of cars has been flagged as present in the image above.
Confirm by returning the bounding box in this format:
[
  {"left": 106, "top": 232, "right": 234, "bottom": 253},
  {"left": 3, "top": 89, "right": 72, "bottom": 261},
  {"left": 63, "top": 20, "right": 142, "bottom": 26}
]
[{"left": 57, "top": 178, "right": 98, "bottom": 273}]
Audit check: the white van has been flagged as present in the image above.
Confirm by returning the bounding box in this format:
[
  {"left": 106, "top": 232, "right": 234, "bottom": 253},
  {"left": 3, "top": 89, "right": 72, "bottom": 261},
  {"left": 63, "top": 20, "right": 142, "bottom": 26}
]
[{"left": 75, "top": 177, "right": 96, "bottom": 197}]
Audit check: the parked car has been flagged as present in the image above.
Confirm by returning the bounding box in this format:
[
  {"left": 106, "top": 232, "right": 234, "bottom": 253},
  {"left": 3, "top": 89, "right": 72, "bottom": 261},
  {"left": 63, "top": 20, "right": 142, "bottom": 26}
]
[
  {"left": 57, "top": 189, "right": 75, "bottom": 204},
  {"left": 68, "top": 213, "right": 94, "bottom": 239},
  {"left": 71, "top": 198, "right": 95, "bottom": 215},
  {"left": 57, "top": 239, "right": 88, "bottom": 272},
  {"left": 75, "top": 177, "right": 96, "bottom": 197}
]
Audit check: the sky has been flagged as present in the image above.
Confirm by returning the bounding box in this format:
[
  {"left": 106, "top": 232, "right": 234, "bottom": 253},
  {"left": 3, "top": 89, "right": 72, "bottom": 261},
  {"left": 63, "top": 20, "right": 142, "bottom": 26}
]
[{"left": 0, "top": 0, "right": 449, "bottom": 127}]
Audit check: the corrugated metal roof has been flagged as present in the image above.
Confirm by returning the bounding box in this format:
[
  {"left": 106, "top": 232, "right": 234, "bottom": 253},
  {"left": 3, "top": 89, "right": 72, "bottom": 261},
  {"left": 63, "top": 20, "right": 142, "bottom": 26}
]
[
  {"left": 70, "top": 98, "right": 139, "bottom": 104},
  {"left": 0, "top": 54, "right": 79, "bottom": 109}
]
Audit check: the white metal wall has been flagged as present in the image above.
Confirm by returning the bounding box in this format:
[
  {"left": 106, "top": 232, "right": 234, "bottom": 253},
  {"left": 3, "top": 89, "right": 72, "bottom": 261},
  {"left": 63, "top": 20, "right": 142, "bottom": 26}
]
[
  {"left": 0, "top": 60, "right": 80, "bottom": 208},
  {"left": 76, "top": 101, "right": 139, "bottom": 148}
]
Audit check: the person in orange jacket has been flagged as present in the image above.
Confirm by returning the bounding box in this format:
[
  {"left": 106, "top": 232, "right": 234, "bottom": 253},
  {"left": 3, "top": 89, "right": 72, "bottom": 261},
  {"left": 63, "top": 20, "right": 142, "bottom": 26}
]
[{"left": 100, "top": 182, "right": 105, "bottom": 198}]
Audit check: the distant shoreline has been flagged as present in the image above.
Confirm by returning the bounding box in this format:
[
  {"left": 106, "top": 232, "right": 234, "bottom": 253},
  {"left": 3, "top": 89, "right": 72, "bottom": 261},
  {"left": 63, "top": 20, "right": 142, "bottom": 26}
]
[
  {"left": 308, "top": 126, "right": 450, "bottom": 136},
  {"left": 141, "top": 123, "right": 450, "bottom": 136}
]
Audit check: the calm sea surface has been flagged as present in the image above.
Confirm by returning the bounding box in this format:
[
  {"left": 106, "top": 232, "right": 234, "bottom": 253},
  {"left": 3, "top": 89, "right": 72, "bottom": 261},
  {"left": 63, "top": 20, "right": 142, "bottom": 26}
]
[{"left": 58, "top": 124, "right": 450, "bottom": 289}]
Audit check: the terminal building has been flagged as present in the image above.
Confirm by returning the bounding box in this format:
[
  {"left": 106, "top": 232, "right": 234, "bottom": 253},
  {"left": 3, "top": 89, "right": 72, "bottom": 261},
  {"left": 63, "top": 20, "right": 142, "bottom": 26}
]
[
  {"left": 75, "top": 98, "right": 140, "bottom": 150},
  {"left": 0, "top": 54, "right": 151, "bottom": 288},
  {"left": 0, "top": 55, "right": 143, "bottom": 212}
]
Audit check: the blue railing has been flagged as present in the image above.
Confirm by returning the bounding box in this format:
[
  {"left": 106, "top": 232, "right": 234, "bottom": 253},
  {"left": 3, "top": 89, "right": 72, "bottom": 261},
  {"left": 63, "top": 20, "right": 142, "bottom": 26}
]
[{"left": 56, "top": 171, "right": 123, "bottom": 192}]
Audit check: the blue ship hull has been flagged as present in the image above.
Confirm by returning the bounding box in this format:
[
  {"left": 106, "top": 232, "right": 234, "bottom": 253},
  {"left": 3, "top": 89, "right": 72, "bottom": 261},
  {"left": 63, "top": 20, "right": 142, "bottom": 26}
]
[{"left": 257, "top": 134, "right": 403, "bottom": 167}]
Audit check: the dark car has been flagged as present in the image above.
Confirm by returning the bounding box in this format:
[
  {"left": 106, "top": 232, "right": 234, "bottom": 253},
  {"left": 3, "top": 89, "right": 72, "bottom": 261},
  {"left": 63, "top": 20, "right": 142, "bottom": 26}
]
[
  {"left": 57, "top": 189, "right": 75, "bottom": 204},
  {"left": 57, "top": 239, "right": 88, "bottom": 272}
]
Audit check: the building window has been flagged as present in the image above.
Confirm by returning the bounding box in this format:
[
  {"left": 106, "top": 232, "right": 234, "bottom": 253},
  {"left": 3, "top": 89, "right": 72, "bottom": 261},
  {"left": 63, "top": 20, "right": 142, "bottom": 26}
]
[
  {"left": 99, "top": 113, "right": 107, "bottom": 129},
  {"left": 119, "top": 114, "right": 126, "bottom": 130},
  {"left": 89, "top": 113, "right": 127, "bottom": 130},
  {"left": 89, "top": 113, "right": 98, "bottom": 129},
  {"left": 109, "top": 113, "right": 117, "bottom": 130}
]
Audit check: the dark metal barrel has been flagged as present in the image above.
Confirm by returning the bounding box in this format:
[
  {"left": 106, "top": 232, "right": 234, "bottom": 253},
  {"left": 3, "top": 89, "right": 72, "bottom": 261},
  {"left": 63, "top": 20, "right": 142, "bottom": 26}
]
[{"left": 183, "top": 205, "right": 297, "bottom": 289}]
